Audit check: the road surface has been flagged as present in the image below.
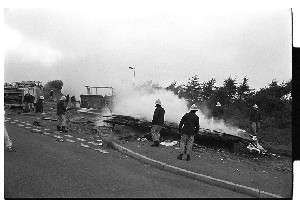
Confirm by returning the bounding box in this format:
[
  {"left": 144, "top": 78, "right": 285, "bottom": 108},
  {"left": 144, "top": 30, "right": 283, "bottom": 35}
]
[{"left": 4, "top": 122, "right": 250, "bottom": 199}]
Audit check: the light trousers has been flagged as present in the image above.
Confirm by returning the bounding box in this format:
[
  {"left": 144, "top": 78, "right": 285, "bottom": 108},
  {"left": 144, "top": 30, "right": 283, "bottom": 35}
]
[
  {"left": 180, "top": 134, "right": 195, "bottom": 155},
  {"left": 57, "top": 114, "right": 67, "bottom": 127},
  {"left": 251, "top": 122, "right": 261, "bottom": 135},
  {"left": 151, "top": 125, "right": 162, "bottom": 142}
]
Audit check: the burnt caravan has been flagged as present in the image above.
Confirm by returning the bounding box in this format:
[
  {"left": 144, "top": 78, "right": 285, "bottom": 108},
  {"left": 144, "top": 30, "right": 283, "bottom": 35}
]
[{"left": 80, "top": 86, "right": 114, "bottom": 111}]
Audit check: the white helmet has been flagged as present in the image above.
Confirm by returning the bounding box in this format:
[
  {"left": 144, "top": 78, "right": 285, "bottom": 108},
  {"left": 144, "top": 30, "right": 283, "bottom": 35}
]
[
  {"left": 155, "top": 99, "right": 161, "bottom": 105},
  {"left": 60, "top": 96, "right": 66, "bottom": 100},
  {"left": 39, "top": 96, "right": 44, "bottom": 100},
  {"left": 190, "top": 104, "right": 198, "bottom": 111},
  {"left": 216, "top": 102, "right": 221, "bottom": 106},
  {"left": 253, "top": 104, "right": 258, "bottom": 109}
]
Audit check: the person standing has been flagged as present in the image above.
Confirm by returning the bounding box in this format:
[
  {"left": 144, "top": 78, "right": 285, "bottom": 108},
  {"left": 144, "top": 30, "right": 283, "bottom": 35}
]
[
  {"left": 212, "top": 102, "right": 224, "bottom": 122},
  {"left": 177, "top": 104, "right": 200, "bottom": 161},
  {"left": 33, "top": 86, "right": 41, "bottom": 113},
  {"left": 249, "top": 104, "right": 262, "bottom": 138},
  {"left": 151, "top": 99, "right": 165, "bottom": 147},
  {"left": 65, "top": 94, "right": 70, "bottom": 104},
  {"left": 28, "top": 93, "right": 35, "bottom": 111},
  {"left": 35, "top": 96, "right": 44, "bottom": 113},
  {"left": 49, "top": 90, "right": 54, "bottom": 101},
  {"left": 23, "top": 93, "right": 30, "bottom": 112},
  {"left": 57, "top": 96, "right": 68, "bottom": 132},
  {"left": 70, "top": 95, "right": 76, "bottom": 107}
]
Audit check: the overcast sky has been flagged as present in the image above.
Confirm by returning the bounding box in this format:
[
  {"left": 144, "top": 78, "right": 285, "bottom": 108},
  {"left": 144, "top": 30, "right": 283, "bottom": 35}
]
[{"left": 3, "top": 3, "right": 293, "bottom": 96}]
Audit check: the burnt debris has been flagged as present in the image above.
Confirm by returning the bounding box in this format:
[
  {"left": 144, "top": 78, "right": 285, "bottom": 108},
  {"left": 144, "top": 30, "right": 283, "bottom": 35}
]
[{"left": 103, "top": 115, "right": 266, "bottom": 155}]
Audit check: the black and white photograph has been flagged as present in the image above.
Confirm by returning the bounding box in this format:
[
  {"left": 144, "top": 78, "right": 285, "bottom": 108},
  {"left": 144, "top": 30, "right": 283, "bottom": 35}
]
[{"left": 3, "top": 0, "right": 295, "bottom": 199}]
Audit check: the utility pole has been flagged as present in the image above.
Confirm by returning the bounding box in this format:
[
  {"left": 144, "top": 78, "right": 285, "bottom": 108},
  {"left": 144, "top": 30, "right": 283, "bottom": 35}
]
[{"left": 129, "top": 67, "right": 136, "bottom": 86}]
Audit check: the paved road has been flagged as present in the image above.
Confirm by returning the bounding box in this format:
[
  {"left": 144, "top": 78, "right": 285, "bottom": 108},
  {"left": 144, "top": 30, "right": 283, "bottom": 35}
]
[{"left": 4, "top": 122, "right": 250, "bottom": 199}]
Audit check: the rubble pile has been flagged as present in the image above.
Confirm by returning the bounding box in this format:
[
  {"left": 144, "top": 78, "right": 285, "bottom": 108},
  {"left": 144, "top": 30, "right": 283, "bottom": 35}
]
[{"left": 104, "top": 114, "right": 266, "bottom": 155}]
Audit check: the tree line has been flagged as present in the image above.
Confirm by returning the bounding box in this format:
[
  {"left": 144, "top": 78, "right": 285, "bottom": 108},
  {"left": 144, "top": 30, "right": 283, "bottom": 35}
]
[{"left": 162, "top": 76, "right": 292, "bottom": 129}]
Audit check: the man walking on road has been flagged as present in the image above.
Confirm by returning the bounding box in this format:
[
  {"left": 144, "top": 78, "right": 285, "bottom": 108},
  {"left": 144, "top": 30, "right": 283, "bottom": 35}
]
[
  {"left": 151, "top": 99, "right": 165, "bottom": 147},
  {"left": 177, "top": 104, "right": 200, "bottom": 161},
  {"left": 57, "top": 96, "right": 68, "bottom": 132}
]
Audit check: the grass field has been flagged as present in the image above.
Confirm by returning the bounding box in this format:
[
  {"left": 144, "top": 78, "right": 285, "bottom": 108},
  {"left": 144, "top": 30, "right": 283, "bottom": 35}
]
[{"left": 225, "top": 113, "right": 292, "bottom": 157}]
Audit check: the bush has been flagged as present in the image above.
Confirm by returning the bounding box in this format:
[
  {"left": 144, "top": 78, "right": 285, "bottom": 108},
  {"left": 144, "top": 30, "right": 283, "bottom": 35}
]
[
  {"left": 262, "top": 141, "right": 292, "bottom": 157},
  {"left": 43, "top": 80, "right": 64, "bottom": 100},
  {"left": 44, "top": 80, "right": 63, "bottom": 90}
]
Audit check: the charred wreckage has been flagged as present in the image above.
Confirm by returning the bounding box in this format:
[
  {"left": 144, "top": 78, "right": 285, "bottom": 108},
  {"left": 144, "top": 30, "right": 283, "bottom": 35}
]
[{"left": 102, "top": 114, "right": 266, "bottom": 155}]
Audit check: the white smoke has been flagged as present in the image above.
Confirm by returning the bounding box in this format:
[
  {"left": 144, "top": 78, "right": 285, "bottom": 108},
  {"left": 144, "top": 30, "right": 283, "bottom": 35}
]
[
  {"left": 197, "top": 115, "right": 238, "bottom": 135},
  {"left": 112, "top": 83, "right": 239, "bottom": 135},
  {"left": 113, "top": 84, "right": 188, "bottom": 124}
]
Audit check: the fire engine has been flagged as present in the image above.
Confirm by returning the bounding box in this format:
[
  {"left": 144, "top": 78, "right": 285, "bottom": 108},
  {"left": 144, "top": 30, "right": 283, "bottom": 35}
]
[{"left": 4, "top": 81, "right": 43, "bottom": 108}]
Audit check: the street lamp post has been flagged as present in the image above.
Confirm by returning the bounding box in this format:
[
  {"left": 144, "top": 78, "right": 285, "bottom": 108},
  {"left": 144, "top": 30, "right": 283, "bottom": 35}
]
[{"left": 129, "top": 67, "right": 136, "bottom": 86}]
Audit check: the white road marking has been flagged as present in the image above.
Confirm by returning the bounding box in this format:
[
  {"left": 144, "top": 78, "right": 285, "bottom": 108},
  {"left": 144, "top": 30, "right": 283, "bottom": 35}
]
[
  {"left": 80, "top": 143, "right": 90, "bottom": 148},
  {"left": 95, "top": 149, "right": 109, "bottom": 153}
]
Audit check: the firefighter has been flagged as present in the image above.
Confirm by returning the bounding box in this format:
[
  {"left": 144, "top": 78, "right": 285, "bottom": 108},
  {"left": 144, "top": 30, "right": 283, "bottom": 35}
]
[
  {"left": 49, "top": 90, "right": 54, "bottom": 101},
  {"left": 212, "top": 102, "right": 224, "bottom": 121},
  {"left": 249, "top": 104, "right": 262, "bottom": 138},
  {"left": 57, "top": 96, "right": 68, "bottom": 132},
  {"left": 70, "top": 95, "right": 76, "bottom": 107},
  {"left": 35, "top": 96, "right": 44, "bottom": 113},
  {"left": 33, "top": 86, "right": 41, "bottom": 112},
  {"left": 28, "top": 93, "right": 35, "bottom": 110},
  {"left": 23, "top": 93, "right": 31, "bottom": 112},
  {"left": 66, "top": 94, "right": 70, "bottom": 104},
  {"left": 177, "top": 104, "right": 200, "bottom": 161},
  {"left": 151, "top": 99, "right": 165, "bottom": 147}
]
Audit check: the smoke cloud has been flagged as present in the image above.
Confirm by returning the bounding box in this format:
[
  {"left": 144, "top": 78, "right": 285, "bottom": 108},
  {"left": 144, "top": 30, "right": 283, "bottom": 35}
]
[
  {"left": 113, "top": 84, "right": 188, "bottom": 124},
  {"left": 111, "top": 83, "right": 239, "bottom": 135}
]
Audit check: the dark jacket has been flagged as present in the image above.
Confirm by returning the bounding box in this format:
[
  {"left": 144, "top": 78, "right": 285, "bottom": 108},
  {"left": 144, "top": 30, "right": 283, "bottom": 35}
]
[
  {"left": 66, "top": 95, "right": 70, "bottom": 103},
  {"left": 152, "top": 106, "right": 165, "bottom": 125},
  {"left": 28, "top": 95, "right": 35, "bottom": 103},
  {"left": 212, "top": 106, "right": 223, "bottom": 118},
  {"left": 178, "top": 111, "right": 200, "bottom": 135},
  {"left": 24, "top": 94, "right": 30, "bottom": 103},
  {"left": 57, "top": 100, "right": 67, "bottom": 115},
  {"left": 249, "top": 109, "right": 262, "bottom": 122},
  {"left": 35, "top": 99, "right": 43, "bottom": 113},
  {"left": 71, "top": 96, "right": 76, "bottom": 102}
]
